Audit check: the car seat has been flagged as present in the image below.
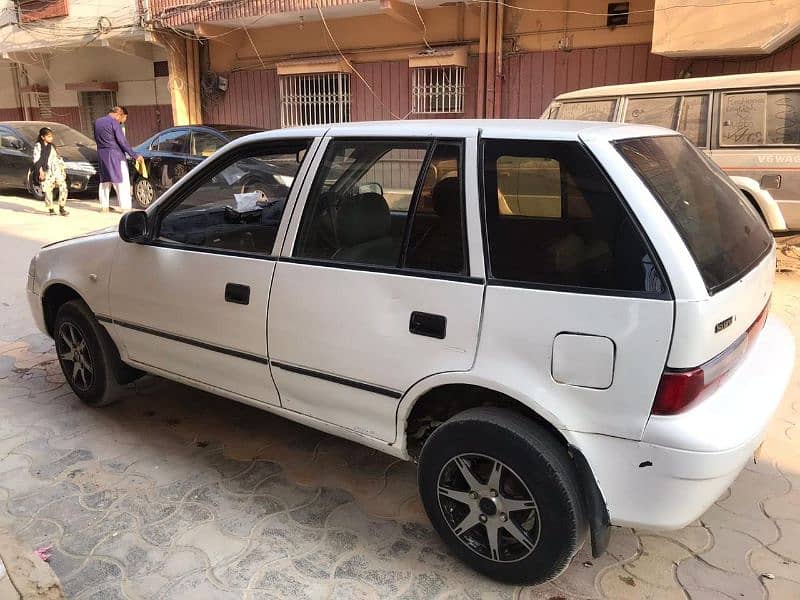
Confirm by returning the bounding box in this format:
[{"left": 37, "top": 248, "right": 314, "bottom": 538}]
[{"left": 333, "top": 192, "right": 396, "bottom": 266}]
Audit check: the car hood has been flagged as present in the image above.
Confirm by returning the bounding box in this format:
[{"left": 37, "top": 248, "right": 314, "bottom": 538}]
[
  {"left": 42, "top": 225, "right": 117, "bottom": 249},
  {"left": 57, "top": 144, "right": 98, "bottom": 163}
]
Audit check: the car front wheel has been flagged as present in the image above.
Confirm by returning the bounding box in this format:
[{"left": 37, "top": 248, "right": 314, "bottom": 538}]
[
  {"left": 418, "top": 407, "right": 586, "bottom": 585},
  {"left": 134, "top": 177, "right": 155, "bottom": 208},
  {"left": 54, "top": 300, "right": 127, "bottom": 406}
]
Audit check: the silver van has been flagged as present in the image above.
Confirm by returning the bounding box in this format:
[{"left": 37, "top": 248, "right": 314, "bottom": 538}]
[{"left": 543, "top": 71, "right": 800, "bottom": 232}]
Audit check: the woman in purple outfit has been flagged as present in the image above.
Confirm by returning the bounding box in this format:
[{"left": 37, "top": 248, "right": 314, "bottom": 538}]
[{"left": 93, "top": 106, "right": 143, "bottom": 212}]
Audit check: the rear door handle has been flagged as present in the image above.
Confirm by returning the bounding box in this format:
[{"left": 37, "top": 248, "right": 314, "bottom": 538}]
[
  {"left": 225, "top": 283, "right": 250, "bottom": 305},
  {"left": 409, "top": 311, "right": 447, "bottom": 339}
]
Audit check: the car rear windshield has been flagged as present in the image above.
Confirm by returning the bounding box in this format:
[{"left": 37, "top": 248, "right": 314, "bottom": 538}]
[
  {"left": 614, "top": 135, "right": 772, "bottom": 294},
  {"left": 15, "top": 124, "right": 94, "bottom": 148}
]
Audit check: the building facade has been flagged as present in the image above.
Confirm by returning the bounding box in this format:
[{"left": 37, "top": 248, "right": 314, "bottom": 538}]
[
  {"left": 0, "top": 0, "right": 173, "bottom": 144},
  {"left": 3, "top": 0, "right": 800, "bottom": 137}
]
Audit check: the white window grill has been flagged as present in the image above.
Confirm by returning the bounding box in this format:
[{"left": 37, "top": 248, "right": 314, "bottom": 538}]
[
  {"left": 411, "top": 66, "right": 465, "bottom": 114},
  {"left": 280, "top": 72, "right": 351, "bottom": 128}
]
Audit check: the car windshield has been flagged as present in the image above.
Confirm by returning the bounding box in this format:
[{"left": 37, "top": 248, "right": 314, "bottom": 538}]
[
  {"left": 615, "top": 135, "right": 772, "bottom": 294},
  {"left": 15, "top": 124, "right": 95, "bottom": 148}
]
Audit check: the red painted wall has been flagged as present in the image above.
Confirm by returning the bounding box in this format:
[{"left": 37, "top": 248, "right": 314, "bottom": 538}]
[
  {"left": 201, "top": 39, "right": 800, "bottom": 129},
  {"left": 503, "top": 39, "right": 800, "bottom": 118},
  {"left": 203, "top": 69, "right": 281, "bottom": 130},
  {"left": 206, "top": 54, "right": 481, "bottom": 130},
  {"left": 0, "top": 108, "right": 24, "bottom": 121}
]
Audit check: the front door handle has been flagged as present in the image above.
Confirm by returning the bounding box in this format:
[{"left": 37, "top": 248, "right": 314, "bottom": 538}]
[
  {"left": 409, "top": 311, "right": 447, "bottom": 339},
  {"left": 225, "top": 283, "right": 250, "bottom": 305}
]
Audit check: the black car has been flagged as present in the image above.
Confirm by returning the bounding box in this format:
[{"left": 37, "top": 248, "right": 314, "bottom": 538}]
[
  {"left": 0, "top": 121, "right": 99, "bottom": 200},
  {"left": 131, "top": 124, "right": 266, "bottom": 208}
]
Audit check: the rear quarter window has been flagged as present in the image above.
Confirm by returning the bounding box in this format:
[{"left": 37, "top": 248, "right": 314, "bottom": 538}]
[
  {"left": 554, "top": 100, "right": 618, "bottom": 121},
  {"left": 615, "top": 135, "right": 772, "bottom": 294}
]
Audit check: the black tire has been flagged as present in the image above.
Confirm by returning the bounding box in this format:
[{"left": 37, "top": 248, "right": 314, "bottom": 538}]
[
  {"left": 54, "top": 300, "right": 130, "bottom": 406},
  {"left": 418, "top": 407, "right": 586, "bottom": 585},
  {"left": 133, "top": 177, "right": 155, "bottom": 208},
  {"left": 28, "top": 171, "right": 44, "bottom": 201}
]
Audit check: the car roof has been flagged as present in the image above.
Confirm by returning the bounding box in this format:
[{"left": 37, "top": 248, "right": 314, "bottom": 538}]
[
  {"left": 0, "top": 121, "right": 72, "bottom": 129},
  {"left": 553, "top": 69, "right": 800, "bottom": 101},
  {"left": 247, "top": 119, "right": 671, "bottom": 141}
]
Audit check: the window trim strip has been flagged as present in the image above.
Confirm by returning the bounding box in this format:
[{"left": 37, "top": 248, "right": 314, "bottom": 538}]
[{"left": 279, "top": 256, "right": 485, "bottom": 284}]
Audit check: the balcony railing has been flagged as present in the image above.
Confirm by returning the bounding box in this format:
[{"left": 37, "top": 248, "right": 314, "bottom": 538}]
[
  {"left": 149, "top": 0, "right": 367, "bottom": 27},
  {"left": 17, "top": 0, "right": 70, "bottom": 22}
]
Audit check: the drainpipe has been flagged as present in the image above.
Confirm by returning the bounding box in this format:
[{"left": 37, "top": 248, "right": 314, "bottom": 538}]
[
  {"left": 485, "top": 0, "right": 497, "bottom": 118},
  {"left": 477, "top": 4, "right": 488, "bottom": 118},
  {"left": 493, "top": 0, "right": 504, "bottom": 118}
]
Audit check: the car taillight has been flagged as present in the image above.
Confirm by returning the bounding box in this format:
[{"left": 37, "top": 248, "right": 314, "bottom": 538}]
[{"left": 651, "top": 302, "right": 769, "bottom": 416}]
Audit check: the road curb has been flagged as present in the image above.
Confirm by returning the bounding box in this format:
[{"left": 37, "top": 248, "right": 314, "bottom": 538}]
[{"left": 0, "top": 531, "right": 63, "bottom": 600}]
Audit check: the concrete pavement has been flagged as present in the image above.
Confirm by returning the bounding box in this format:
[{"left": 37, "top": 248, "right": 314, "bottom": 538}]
[{"left": 0, "top": 191, "right": 799, "bottom": 599}]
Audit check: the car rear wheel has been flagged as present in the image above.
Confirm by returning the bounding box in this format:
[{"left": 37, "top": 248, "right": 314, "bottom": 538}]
[
  {"left": 418, "top": 407, "right": 586, "bottom": 584},
  {"left": 28, "top": 171, "right": 44, "bottom": 201},
  {"left": 54, "top": 300, "right": 128, "bottom": 407},
  {"left": 134, "top": 177, "right": 155, "bottom": 208}
]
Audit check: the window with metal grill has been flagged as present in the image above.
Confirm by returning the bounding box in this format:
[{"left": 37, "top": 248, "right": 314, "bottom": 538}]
[
  {"left": 279, "top": 72, "right": 351, "bottom": 128},
  {"left": 411, "top": 66, "right": 465, "bottom": 114}
]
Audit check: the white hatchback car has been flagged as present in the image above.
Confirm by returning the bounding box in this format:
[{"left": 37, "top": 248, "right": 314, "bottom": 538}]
[{"left": 27, "top": 121, "right": 794, "bottom": 584}]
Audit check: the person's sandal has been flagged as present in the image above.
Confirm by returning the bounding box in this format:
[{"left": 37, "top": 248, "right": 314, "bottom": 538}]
[
  {"left": 48, "top": 208, "right": 55, "bottom": 216},
  {"left": 59, "top": 207, "right": 69, "bottom": 216}
]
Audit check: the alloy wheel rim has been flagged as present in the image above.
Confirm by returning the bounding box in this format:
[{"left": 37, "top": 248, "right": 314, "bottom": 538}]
[
  {"left": 137, "top": 180, "right": 154, "bottom": 206},
  {"left": 57, "top": 322, "right": 94, "bottom": 391},
  {"left": 437, "top": 453, "right": 541, "bottom": 563}
]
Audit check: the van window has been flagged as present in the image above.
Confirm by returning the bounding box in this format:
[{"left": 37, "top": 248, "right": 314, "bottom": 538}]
[
  {"left": 623, "top": 95, "right": 709, "bottom": 147},
  {"left": 678, "top": 95, "right": 710, "bottom": 147},
  {"left": 625, "top": 96, "right": 680, "bottom": 129},
  {"left": 721, "top": 90, "right": 800, "bottom": 146},
  {"left": 615, "top": 135, "right": 771, "bottom": 294},
  {"left": 482, "top": 139, "right": 664, "bottom": 294},
  {"left": 554, "top": 100, "right": 617, "bottom": 121}
]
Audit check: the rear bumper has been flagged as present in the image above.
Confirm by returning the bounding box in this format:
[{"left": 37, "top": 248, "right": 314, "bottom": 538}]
[{"left": 573, "top": 316, "right": 794, "bottom": 530}]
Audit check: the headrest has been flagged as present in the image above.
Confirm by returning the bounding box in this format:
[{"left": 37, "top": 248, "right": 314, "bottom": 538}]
[
  {"left": 335, "top": 192, "right": 391, "bottom": 247},
  {"left": 431, "top": 177, "right": 461, "bottom": 219}
]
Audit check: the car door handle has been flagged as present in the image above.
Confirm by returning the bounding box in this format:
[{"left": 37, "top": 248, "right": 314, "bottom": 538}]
[
  {"left": 225, "top": 283, "right": 250, "bottom": 305},
  {"left": 409, "top": 311, "right": 447, "bottom": 339}
]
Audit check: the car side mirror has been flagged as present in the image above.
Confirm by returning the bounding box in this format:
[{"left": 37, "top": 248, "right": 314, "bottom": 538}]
[{"left": 119, "top": 210, "right": 149, "bottom": 243}]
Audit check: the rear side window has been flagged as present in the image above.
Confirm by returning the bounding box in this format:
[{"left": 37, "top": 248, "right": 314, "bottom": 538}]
[
  {"left": 482, "top": 140, "right": 665, "bottom": 295},
  {"left": 615, "top": 135, "right": 771, "bottom": 293},
  {"left": 554, "top": 100, "right": 617, "bottom": 121}
]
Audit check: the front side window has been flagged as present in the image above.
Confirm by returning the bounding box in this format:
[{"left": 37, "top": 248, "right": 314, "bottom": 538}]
[
  {"left": 154, "top": 130, "right": 190, "bottom": 154},
  {"left": 615, "top": 135, "right": 771, "bottom": 293},
  {"left": 721, "top": 90, "right": 800, "bottom": 146},
  {"left": 483, "top": 139, "right": 663, "bottom": 294},
  {"left": 192, "top": 131, "right": 226, "bottom": 157},
  {"left": 294, "top": 139, "right": 467, "bottom": 274},
  {"left": 157, "top": 140, "right": 310, "bottom": 255},
  {"left": 623, "top": 95, "right": 709, "bottom": 147},
  {"left": 555, "top": 99, "right": 617, "bottom": 122}
]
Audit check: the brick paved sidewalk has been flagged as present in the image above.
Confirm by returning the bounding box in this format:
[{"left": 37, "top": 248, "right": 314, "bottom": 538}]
[{"left": 0, "top": 269, "right": 798, "bottom": 598}]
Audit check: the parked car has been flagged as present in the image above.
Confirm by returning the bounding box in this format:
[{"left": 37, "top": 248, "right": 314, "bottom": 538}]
[
  {"left": 542, "top": 70, "right": 800, "bottom": 232},
  {"left": 0, "top": 121, "right": 98, "bottom": 200},
  {"left": 131, "top": 124, "right": 262, "bottom": 208},
  {"left": 26, "top": 120, "right": 794, "bottom": 584}
]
